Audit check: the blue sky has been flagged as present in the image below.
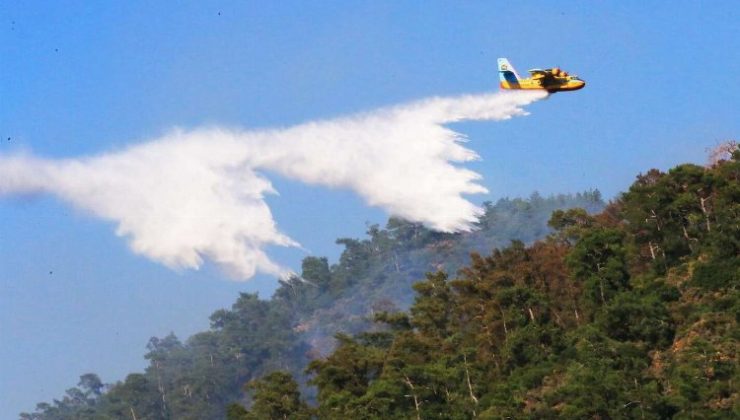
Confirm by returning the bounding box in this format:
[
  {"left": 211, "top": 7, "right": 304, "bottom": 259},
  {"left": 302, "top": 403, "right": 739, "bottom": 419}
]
[{"left": 1, "top": 1, "right": 739, "bottom": 416}]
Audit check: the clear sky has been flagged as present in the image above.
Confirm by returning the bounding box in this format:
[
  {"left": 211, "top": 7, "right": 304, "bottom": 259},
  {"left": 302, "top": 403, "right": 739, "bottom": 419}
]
[{"left": 1, "top": 1, "right": 738, "bottom": 416}]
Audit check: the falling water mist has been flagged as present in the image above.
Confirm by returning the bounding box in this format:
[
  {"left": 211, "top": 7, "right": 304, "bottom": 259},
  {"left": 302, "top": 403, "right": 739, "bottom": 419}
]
[{"left": 0, "top": 90, "right": 547, "bottom": 280}]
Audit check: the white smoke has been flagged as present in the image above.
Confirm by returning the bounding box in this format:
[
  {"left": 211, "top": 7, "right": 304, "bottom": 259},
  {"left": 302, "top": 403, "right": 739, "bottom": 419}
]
[{"left": 0, "top": 90, "right": 546, "bottom": 280}]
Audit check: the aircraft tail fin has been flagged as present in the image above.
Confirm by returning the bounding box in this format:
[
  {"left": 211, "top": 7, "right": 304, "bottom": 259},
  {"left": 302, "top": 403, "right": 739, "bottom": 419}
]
[{"left": 497, "top": 58, "right": 521, "bottom": 83}]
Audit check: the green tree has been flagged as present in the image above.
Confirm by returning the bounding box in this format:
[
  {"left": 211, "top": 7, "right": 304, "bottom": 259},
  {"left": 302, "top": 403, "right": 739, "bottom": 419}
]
[
  {"left": 567, "top": 228, "right": 629, "bottom": 308},
  {"left": 229, "top": 371, "right": 311, "bottom": 419}
]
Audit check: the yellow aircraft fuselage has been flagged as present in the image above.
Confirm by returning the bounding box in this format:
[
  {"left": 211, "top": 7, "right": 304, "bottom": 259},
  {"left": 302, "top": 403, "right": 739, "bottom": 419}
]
[
  {"left": 499, "top": 75, "right": 585, "bottom": 92},
  {"left": 497, "top": 58, "right": 585, "bottom": 93}
]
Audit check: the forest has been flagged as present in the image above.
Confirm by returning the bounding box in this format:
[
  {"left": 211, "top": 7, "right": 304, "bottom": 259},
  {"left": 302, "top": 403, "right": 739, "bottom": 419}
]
[{"left": 22, "top": 148, "right": 738, "bottom": 419}]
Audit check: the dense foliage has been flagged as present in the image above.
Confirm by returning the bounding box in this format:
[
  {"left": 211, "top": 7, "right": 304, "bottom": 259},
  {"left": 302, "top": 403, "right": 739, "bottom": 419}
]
[
  {"left": 23, "top": 149, "right": 739, "bottom": 419},
  {"left": 234, "top": 152, "right": 739, "bottom": 419},
  {"left": 22, "top": 190, "right": 601, "bottom": 419},
  {"left": 292, "top": 152, "right": 739, "bottom": 419}
]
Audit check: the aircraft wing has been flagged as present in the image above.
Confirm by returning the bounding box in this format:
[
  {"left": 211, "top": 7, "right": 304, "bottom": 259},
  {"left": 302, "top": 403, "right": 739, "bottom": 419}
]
[
  {"left": 528, "top": 69, "right": 552, "bottom": 79},
  {"left": 528, "top": 68, "right": 548, "bottom": 76},
  {"left": 527, "top": 68, "right": 551, "bottom": 85}
]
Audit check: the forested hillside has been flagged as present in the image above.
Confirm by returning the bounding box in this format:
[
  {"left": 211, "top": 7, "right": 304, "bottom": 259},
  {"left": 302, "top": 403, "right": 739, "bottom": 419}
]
[
  {"left": 21, "top": 191, "right": 602, "bottom": 419},
  {"left": 22, "top": 149, "right": 739, "bottom": 419},
  {"left": 231, "top": 149, "right": 739, "bottom": 419}
]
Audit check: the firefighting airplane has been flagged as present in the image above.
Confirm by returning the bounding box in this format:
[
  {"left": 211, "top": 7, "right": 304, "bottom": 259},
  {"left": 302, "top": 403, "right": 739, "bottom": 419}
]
[{"left": 498, "top": 58, "right": 585, "bottom": 92}]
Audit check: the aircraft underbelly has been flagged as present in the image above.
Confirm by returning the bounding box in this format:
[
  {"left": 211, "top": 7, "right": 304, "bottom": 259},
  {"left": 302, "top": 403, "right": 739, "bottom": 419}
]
[{"left": 500, "top": 80, "right": 584, "bottom": 92}]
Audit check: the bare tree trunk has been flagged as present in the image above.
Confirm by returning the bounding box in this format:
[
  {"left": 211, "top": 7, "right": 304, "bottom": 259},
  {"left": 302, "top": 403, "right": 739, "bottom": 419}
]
[
  {"left": 154, "top": 361, "right": 167, "bottom": 416},
  {"left": 682, "top": 225, "right": 695, "bottom": 252},
  {"left": 597, "top": 263, "right": 606, "bottom": 305},
  {"left": 500, "top": 307, "right": 508, "bottom": 340},
  {"left": 648, "top": 241, "right": 656, "bottom": 260},
  {"left": 552, "top": 310, "right": 564, "bottom": 327},
  {"left": 700, "top": 196, "right": 711, "bottom": 232},
  {"left": 463, "top": 354, "right": 479, "bottom": 416},
  {"left": 130, "top": 407, "right": 138, "bottom": 420},
  {"left": 403, "top": 375, "right": 422, "bottom": 420}
]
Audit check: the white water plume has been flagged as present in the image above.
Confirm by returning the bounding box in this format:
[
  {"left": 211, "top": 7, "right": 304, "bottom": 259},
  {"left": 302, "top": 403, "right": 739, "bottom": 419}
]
[{"left": 0, "top": 90, "right": 547, "bottom": 280}]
